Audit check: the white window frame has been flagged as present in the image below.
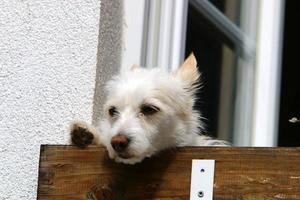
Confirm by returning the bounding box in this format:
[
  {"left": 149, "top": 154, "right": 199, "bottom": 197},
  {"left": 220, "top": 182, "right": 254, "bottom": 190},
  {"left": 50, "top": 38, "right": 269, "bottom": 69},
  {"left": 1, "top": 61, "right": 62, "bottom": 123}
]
[
  {"left": 232, "top": 0, "right": 259, "bottom": 146},
  {"left": 142, "top": 0, "right": 188, "bottom": 71},
  {"left": 121, "top": 0, "right": 146, "bottom": 72},
  {"left": 252, "top": 0, "right": 285, "bottom": 146},
  {"left": 122, "top": 0, "right": 188, "bottom": 71}
]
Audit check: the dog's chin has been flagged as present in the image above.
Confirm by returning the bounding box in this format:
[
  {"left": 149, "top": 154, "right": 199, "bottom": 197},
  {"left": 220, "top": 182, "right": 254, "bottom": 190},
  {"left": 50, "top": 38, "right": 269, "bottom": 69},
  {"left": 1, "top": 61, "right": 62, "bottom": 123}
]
[
  {"left": 114, "top": 155, "right": 144, "bottom": 165},
  {"left": 106, "top": 144, "right": 156, "bottom": 164},
  {"left": 117, "top": 152, "right": 132, "bottom": 159},
  {"left": 108, "top": 151, "right": 149, "bottom": 165}
]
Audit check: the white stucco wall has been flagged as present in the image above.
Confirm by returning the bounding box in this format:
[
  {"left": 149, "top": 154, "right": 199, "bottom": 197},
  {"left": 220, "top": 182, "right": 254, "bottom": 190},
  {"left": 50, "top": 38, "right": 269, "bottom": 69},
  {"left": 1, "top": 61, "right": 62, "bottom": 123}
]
[{"left": 0, "top": 0, "right": 101, "bottom": 199}]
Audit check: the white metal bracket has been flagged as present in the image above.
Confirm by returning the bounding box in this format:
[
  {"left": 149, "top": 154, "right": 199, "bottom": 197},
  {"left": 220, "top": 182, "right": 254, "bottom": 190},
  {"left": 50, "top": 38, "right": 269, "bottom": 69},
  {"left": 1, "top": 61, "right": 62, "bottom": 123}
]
[{"left": 190, "top": 160, "right": 215, "bottom": 200}]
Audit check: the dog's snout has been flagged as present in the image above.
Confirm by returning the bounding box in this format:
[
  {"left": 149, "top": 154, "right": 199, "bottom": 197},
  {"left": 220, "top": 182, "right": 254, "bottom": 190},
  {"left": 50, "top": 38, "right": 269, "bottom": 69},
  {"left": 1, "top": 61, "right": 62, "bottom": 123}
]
[{"left": 111, "top": 134, "right": 130, "bottom": 152}]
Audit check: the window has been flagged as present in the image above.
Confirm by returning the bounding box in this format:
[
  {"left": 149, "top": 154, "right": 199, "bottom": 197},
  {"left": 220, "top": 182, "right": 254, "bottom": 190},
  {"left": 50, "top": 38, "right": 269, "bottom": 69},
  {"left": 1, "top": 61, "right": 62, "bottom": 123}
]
[
  {"left": 185, "top": 0, "right": 259, "bottom": 145},
  {"left": 123, "top": 0, "right": 286, "bottom": 146}
]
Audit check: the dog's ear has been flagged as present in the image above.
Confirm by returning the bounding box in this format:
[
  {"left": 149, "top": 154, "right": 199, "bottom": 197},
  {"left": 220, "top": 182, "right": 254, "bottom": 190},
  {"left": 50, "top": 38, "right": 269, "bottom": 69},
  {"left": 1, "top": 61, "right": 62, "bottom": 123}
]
[
  {"left": 174, "top": 53, "right": 200, "bottom": 85},
  {"left": 130, "top": 64, "right": 139, "bottom": 71}
]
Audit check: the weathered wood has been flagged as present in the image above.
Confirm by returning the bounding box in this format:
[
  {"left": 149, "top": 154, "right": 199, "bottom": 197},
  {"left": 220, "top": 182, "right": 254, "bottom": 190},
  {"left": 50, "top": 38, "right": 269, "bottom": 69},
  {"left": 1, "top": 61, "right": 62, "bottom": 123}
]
[{"left": 37, "top": 145, "right": 300, "bottom": 200}]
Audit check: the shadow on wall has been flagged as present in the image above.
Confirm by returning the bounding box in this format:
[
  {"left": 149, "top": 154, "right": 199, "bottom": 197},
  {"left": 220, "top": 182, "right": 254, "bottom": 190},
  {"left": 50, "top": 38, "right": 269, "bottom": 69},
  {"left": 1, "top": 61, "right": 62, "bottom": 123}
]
[{"left": 92, "top": 0, "right": 123, "bottom": 125}]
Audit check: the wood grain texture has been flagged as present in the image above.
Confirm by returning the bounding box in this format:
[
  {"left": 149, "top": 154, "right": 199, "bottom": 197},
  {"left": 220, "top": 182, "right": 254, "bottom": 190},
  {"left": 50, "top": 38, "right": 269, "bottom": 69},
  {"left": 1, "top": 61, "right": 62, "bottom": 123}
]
[{"left": 37, "top": 145, "right": 300, "bottom": 200}]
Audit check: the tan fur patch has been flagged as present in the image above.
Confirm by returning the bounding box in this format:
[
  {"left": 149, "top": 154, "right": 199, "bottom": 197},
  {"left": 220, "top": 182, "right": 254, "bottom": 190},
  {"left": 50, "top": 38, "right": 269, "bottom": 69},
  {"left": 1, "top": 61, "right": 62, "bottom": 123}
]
[{"left": 174, "top": 53, "right": 200, "bottom": 86}]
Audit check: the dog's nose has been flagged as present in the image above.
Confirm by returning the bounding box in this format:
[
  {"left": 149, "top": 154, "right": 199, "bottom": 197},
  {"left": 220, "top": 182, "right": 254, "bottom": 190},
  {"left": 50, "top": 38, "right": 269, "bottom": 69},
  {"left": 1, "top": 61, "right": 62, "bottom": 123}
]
[{"left": 111, "top": 134, "right": 130, "bottom": 152}]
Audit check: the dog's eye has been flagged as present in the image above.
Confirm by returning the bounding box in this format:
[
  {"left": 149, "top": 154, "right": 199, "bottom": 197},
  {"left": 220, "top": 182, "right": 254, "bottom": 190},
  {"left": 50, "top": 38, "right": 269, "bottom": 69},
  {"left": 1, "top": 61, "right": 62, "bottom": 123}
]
[
  {"left": 108, "top": 106, "right": 118, "bottom": 117},
  {"left": 140, "top": 104, "right": 160, "bottom": 115}
]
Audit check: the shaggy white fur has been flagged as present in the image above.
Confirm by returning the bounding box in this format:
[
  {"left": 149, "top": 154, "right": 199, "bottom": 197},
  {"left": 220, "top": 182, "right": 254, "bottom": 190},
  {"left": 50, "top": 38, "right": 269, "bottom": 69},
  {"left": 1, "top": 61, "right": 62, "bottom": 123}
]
[{"left": 71, "top": 54, "right": 229, "bottom": 164}]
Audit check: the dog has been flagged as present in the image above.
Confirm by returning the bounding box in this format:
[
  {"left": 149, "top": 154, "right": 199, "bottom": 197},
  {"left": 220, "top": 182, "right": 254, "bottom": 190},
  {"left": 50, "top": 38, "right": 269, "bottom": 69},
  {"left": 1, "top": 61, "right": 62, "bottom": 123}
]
[{"left": 70, "top": 53, "right": 229, "bottom": 164}]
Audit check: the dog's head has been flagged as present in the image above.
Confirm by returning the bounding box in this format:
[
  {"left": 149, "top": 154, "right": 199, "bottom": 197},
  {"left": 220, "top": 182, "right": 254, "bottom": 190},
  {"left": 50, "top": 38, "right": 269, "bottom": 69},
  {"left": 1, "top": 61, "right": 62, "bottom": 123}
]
[{"left": 99, "top": 54, "right": 202, "bottom": 164}]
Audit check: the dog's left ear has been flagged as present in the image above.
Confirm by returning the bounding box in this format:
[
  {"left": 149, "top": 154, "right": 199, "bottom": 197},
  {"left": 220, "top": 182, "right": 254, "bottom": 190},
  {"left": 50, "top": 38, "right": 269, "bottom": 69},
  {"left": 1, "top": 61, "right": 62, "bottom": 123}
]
[{"left": 174, "top": 53, "right": 200, "bottom": 85}]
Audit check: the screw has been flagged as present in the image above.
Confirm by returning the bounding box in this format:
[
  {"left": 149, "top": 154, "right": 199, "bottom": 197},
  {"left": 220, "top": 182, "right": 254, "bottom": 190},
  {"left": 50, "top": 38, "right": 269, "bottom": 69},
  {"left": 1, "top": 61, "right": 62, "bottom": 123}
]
[{"left": 198, "top": 191, "right": 204, "bottom": 198}]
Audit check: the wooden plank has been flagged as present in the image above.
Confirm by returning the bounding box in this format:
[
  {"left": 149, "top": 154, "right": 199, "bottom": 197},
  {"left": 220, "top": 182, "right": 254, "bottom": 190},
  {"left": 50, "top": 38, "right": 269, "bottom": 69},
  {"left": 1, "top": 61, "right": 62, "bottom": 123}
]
[{"left": 37, "top": 145, "right": 300, "bottom": 200}]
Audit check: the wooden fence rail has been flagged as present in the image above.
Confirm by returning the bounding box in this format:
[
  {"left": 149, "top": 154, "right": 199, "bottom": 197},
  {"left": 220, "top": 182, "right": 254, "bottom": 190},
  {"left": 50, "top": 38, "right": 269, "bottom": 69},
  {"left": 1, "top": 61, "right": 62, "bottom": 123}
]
[{"left": 37, "top": 145, "right": 300, "bottom": 200}]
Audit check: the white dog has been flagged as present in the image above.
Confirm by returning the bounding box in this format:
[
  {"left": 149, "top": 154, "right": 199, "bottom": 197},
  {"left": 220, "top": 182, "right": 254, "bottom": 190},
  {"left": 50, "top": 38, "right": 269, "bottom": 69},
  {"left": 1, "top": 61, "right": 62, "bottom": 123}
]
[{"left": 71, "top": 54, "right": 229, "bottom": 164}]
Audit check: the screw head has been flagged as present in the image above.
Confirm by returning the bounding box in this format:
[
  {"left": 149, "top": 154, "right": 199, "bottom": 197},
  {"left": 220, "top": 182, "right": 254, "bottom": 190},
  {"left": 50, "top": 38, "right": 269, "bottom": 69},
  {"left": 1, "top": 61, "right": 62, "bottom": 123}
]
[{"left": 198, "top": 191, "right": 204, "bottom": 198}]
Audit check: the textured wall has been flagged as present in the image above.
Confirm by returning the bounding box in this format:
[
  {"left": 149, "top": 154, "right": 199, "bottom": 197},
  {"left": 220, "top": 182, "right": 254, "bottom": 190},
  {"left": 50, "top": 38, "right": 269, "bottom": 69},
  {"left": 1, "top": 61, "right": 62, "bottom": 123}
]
[{"left": 0, "top": 0, "right": 101, "bottom": 199}]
